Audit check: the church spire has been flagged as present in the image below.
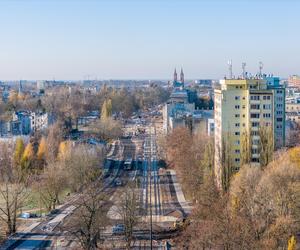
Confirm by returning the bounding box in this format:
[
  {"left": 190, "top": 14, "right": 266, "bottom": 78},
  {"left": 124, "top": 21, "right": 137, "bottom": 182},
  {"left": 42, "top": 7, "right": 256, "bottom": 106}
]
[
  {"left": 174, "top": 68, "right": 177, "bottom": 82},
  {"left": 180, "top": 68, "right": 184, "bottom": 84}
]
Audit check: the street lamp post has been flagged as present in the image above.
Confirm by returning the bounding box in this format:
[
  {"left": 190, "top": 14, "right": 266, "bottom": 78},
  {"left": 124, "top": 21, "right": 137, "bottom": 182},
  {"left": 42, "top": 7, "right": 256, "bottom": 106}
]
[{"left": 149, "top": 138, "right": 153, "bottom": 250}]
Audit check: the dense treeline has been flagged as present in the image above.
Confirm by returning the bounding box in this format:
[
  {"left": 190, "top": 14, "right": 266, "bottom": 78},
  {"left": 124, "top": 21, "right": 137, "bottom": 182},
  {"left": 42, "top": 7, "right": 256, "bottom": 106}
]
[{"left": 165, "top": 127, "right": 300, "bottom": 250}]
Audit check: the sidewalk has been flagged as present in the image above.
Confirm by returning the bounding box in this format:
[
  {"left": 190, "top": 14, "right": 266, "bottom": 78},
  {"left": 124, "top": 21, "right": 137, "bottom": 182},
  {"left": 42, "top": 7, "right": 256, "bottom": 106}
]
[{"left": 167, "top": 170, "right": 192, "bottom": 215}]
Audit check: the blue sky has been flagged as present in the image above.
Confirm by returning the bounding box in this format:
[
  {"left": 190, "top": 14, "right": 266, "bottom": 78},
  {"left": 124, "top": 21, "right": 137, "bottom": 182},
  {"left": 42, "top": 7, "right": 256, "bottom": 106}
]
[{"left": 0, "top": 0, "right": 299, "bottom": 80}]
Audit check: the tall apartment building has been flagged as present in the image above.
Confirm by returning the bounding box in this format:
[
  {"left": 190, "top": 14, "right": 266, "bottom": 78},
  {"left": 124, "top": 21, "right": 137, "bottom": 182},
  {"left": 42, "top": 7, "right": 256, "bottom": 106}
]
[{"left": 214, "top": 77, "right": 285, "bottom": 188}]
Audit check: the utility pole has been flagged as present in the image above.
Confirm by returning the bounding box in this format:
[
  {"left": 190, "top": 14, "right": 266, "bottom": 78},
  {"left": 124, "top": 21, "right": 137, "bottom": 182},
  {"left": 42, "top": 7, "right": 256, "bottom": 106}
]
[{"left": 149, "top": 133, "right": 153, "bottom": 250}]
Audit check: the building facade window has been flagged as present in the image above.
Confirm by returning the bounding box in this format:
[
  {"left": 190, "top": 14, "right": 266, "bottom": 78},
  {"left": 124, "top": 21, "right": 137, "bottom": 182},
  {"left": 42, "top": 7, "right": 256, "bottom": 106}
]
[
  {"left": 251, "top": 113, "right": 260, "bottom": 118},
  {"left": 251, "top": 131, "right": 259, "bottom": 136},
  {"left": 251, "top": 104, "right": 260, "bottom": 109},
  {"left": 263, "top": 104, "right": 271, "bottom": 109},
  {"left": 250, "top": 95, "right": 260, "bottom": 100}
]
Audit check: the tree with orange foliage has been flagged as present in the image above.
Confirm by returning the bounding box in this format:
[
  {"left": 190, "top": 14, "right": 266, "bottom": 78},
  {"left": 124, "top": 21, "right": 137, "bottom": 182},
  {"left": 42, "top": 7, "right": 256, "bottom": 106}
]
[
  {"left": 21, "top": 143, "right": 34, "bottom": 171},
  {"left": 37, "top": 137, "right": 47, "bottom": 161}
]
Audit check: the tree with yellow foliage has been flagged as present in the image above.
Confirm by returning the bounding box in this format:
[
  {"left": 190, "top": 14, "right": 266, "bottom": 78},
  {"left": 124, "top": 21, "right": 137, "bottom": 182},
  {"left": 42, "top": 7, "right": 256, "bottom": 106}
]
[
  {"left": 21, "top": 143, "right": 34, "bottom": 171},
  {"left": 101, "top": 98, "right": 112, "bottom": 120},
  {"left": 14, "top": 138, "right": 25, "bottom": 167},
  {"left": 57, "top": 141, "right": 71, "bottom": 160},
  {"left": 288, "top": 235, "right": 296, "bottom": 250},
  {"left": 37, "top": 137, "right": 47, "bottom": 161},
  {"left": 289, "top": 147, "right": 300, "bottom": 167}
]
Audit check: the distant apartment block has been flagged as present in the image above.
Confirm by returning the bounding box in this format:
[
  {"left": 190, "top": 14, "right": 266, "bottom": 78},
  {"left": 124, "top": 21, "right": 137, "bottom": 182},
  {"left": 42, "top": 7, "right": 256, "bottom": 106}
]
[
  {"left": 214, "top": 76, "right": 285, "bottom": 188},
  {"left": 288, "top": 75, "right": 300, "bottom": 88},
  {"left": 0, "top": 111, "right": 50, "bottom": 136},
  {"left": 286, "top": 103, "right": 300, "bottom": 124}
]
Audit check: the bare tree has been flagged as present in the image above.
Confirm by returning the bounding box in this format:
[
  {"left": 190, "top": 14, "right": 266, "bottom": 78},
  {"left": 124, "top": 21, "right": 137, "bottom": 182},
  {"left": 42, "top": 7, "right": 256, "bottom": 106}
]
[
  {"left": 221, "top": 132, "right": 234, "bottom": 192},
  {"left": 259, "top": 126, "right": 273, "bottom": 168},
  {"left": 89, "top": 117, "right": 122, "bottom": 142},
  {"left": 63, "top": 184, "right": 108, "bottom": 250},
  {"left": 64, "top": 144, "right": 104, "bottom": 192},
  {"left": 117, "top": 182, "right": 140, "bottom": 250},
  {"left": 34, "top": 161, "right": 66, "bottom": 211},
  {"left": 240, "top": 130, "right": 251, "bottom": 166},
  {"left": 0, "top": 143, "right": 28, "bottom": 235},
  {"left": 46, "top": 122, "right": 63, "bottom": 163}
]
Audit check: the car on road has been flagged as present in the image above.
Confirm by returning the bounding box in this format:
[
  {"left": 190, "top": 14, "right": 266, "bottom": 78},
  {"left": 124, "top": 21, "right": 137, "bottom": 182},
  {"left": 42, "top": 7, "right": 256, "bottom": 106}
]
[
  {"left": 112, "top": 224, "right": 125, "bottom": 234},
  {"left": 114, "top": 178, "right": 123, "bottom": 186}
]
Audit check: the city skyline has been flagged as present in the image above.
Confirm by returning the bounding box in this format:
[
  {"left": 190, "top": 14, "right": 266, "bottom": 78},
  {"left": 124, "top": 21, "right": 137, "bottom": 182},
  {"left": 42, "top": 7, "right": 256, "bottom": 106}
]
[{"left": 0, "top": 0, "right": 300, "bottom": 80}]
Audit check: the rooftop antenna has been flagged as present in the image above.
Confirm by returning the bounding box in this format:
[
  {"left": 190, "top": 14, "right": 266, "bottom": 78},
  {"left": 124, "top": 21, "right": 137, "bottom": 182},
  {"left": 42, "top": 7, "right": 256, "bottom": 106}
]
[
  {"left": 259, "top": 61, "right": 264, "bottom": 77},
  {"left": 242, "top": 62, "right": 246, "bottom": 79},
  {"left": 228, "top": 60, "right": 233, "bottom": 79}
]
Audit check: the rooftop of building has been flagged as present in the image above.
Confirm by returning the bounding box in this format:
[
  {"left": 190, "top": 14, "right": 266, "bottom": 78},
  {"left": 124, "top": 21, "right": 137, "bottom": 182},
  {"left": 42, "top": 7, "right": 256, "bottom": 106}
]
[{"left": 15, "top": 110, "right": 47, "bottom": 116}]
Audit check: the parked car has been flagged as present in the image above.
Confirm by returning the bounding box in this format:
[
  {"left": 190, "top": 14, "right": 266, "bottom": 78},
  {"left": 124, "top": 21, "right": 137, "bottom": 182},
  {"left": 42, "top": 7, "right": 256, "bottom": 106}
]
[{"left": 20, "top": 212, "right": 38, "bottom": 219}]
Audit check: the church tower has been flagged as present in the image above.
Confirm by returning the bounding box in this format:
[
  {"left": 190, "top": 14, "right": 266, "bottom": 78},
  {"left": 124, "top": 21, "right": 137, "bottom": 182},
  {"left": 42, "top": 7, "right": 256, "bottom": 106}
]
[
  {"left": 180, "top": 68, "right": 184, "bottom": 84},
  {"left": 173, "top": 68, "right": 178, "bottom": 82}
]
